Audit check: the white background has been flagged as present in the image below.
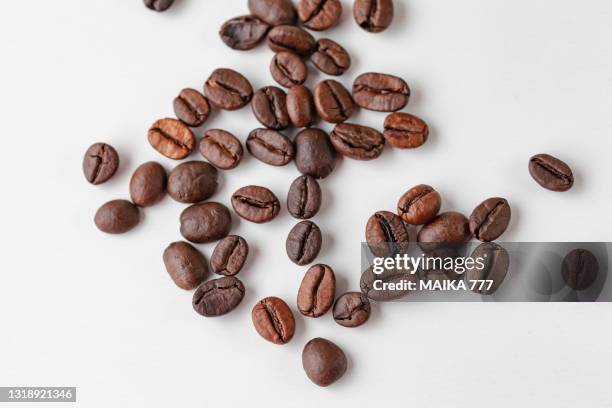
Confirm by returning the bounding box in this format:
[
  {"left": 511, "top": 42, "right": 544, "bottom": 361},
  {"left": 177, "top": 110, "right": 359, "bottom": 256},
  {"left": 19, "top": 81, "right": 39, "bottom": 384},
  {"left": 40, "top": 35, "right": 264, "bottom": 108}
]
[{"left": 1, "top": 0, "right": 611, "bottom": 406}]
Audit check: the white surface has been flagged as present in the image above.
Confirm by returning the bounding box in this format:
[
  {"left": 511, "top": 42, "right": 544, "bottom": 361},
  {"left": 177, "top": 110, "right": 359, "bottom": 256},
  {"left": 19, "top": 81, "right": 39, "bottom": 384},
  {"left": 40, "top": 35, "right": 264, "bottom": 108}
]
[{"left": 1, "top": 0, "right": 612, "bottom": 407}]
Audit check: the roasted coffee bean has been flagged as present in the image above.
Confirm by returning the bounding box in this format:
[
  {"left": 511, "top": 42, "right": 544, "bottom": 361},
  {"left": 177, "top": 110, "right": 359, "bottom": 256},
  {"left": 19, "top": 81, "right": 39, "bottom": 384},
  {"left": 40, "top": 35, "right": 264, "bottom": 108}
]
[
  {"left": 528, "top": 153, "right": 574, "bottom": 192},
  {"left": 180, "top": 202, "right": 232, "bottom": 243},
  {"left": 192, "top": 276, "right": 245, "bottom": 317},
  {"left": 353, "top": 72, "right": 409, "bottom": 112},
  {"left": 302, "top": 338, "right": 347, "bottom": 387},
  {"left": 267, "top": 25, "right": 316, "bottom": 56},
  {"left": 247, "top": 129, "right": 294, "bottom": 166},
  {"left": 297, "top": 264, "right": 336, "bottom": 317},
  {"left": 148, "top": 118, "right": 196, "bottom": 160},
  {"left": 330, "top": 123, "right": 385, "bottom": 160},
  {"left": 383, "top": 112, "right": 429, "bottom": 148},
  {"left": 167, "top": 161, "right": 218, "bottom": 204},
  {"left": 252, "top": 297, "right": 295, "bottom": 345},
  {"left": 417, "top": 212, "right": 471, "bottom": 246},
  {"left": 397, "top": 184, "right": 441, "bottom": 225},
  {"left": 354, "top": 0, "right": 394, "bottom": 33},
  {"left": 210, "top": 235, "right": 249, "bottom": 276},
  {"left": 129, "top": 161, "right": 167, "bottom": 207},
  {"left": 163, "top": 241, "right": 208, "bottom": 290},
  {"left": 333, "top": 292, "right": 371, "bottom": 328},
  {"left": 313, "top": 80, "right": 354, "bottom": 123},
  {"left": 562, "top": 249, "right": 599, "bottom": 290},
  {"left": 286, "top": 221, "right": 322, "bottom": 265},
  {"left": 295, "top": 128, "right": 337, "bottom": 178},
  {"left": 298, "top": 0, "right": 343, "bottom": 31},
  {"left": 94, "top": 199, "right": 140, "bottom": 234},
  {"left": 418, "top": 246, "right": 463, "bottom": 286},
  {"left": 469, "top": 197, "right": 511, "bottom": 242},
  {"left": 365, "top": 211, "right": 409, "bottom": 256},
  {"left": 231, "top": 185, "right": 280, "bottom": 223},
  {"left": 287, "top": 175, "right": 322, "bottom": 219},
  {"left": 251, "top": 87, "right": 291, "bottom": 130},
  {"left": 173, "top": 88, "right": 211, "bottom": 127},
  {"left": 248, "top": 0, "right": 297, "bottom": 26},
  {"left": 270, "top": 52, "right": 308, "bottom": 88},
  {"left": 219, "top": 15, "right": 270, "bottom": 50},
  {"left": 83, "top": 143, "right": 119, "bottom": 185},
  {"left": 465, "top": 242, "right": 509, "bottom": 295},
  {"left": 311, "top": 39, "right": 351, "bottom": 76},
  {"left": 287, "top": 85, "right": 316, "bottom": 128},
  {"left": 200, "top": 129, "right": 243, "bottom": 170},
  {"left": 360, "top": 265, "right": 416, "bottom": 301},
  {"left": 204, "top": 68, "right": 253, "bottom": 111},
  {"left": 143, "top": 0, "right": 174, "bottom": 12}
]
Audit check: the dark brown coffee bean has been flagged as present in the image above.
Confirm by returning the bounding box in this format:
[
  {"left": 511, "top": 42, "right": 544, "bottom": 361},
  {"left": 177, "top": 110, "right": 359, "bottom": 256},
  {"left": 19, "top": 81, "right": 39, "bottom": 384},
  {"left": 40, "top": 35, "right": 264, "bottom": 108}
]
[
  {"left": 365, "top": 211, "right": 409, "bottom": 256},
  {"left": 219, "top": 15, "right": 270, "bottom": 50},
  {"left": 383, "top": 112, "right": 429, "bottom": 148},
  {"left": 163, "top": 241, "right": 208, "bottom": 290},
  {"left": 397, "top": 184, "right": 441, "bottom": 225},
  {"left": 417, "top": 212, "right": 471, "bottom": 245},
  {"left": 94, "top": 199, "right": 140, "bottom": 234},
  {"left": 83, "top": 143, "right": 119, "bottom": 185},
  {"left": 302, "top": 338, "right": 347, "bottom": 387},
  {"left": 210, "top": 235, "right": 249, "bottom": 276},
  {"left": 252, "top": 297, "right": 295, "bottom": 345},
  {"left": 192, "top": 276, "right": 245, "bottom": 317},
  {"left": 267, "top": 25, "right": 316, "bottom": 56},
  {"left": 286, "top": 221, "right": 322, "bottom": 265},
  {"left": 129, "top": 162, "right": 167, "bottom": 207},
  {"left": 528, "top": 153, "right": 574, "bottom": 192},
  {"left": 465, "top": 242, "right": 509, "bottom": 295},
  {"left": 333, "top": 292, "right": 371, "bottom": 328},
  {"left": 298, "top": 0, "right": 343, "bottom": 31},
  {"left": 354, "top": 0, "right": 394, "bottom": 33},
  {"left": 180, "top": 202, "right": 232, "bottom": 243},
  {"left": 173, "top": 88, "right": 211, "bottom": 127},
  {"left": 287, "top": 85, "right": 316, "bottom": 128},
  {"left": 270, "top": 52, "right": 308, "bottom": 88},
  {"left": 360, "top": 264, "right": 416, "bottom": 301},
  {"left": 199, "top": 129, "right": 243, "bottom": 170},
  {"left": 297, "top": 264, "right": 336, "bottom": 317},
  {"left": 353, "top": 72, "right": 409, "bottom": 112},
  {"left": 248, "top": 0, "right": 297, "bottom": 26},
  {"left": 251, "top": 87, "right": 291, "bottom": 130},
  {"left": 231, "top": 185, "right": 280, "bottom": 223},
  {"left": 287, "top": 175, "right": 322, "bottom": 219},
  {"left": 313, "top": 80, "right": 354, "bottom": 123},
  {"left": 469, "top": 197, "right": 511, "bottom": 242},
  {"left": 561, "top": 249, "right": 599, "bottom": 290},
  {"left": 148, "top": 118, "right": 196, "bottom": 160},
  {"left": 167, "top": 161, "right": 218, "bottom": 204},
  {"left": 330, "top": 123, "right": 385, "bottom": 160},
  {"left": 295, "top": 128, "right": 337, "bottom": 178},
  {"left": 311, "top": 39, "right": 351, "bottom": 76},
  {"left": 143, "top": 0, "right": 174, "bottom": 12},
  {"left": 204, "top": 68, "right": 253, "bottom": 111},
  {"left": 247, "top": 129, "right": 294, "bottom": 166}
]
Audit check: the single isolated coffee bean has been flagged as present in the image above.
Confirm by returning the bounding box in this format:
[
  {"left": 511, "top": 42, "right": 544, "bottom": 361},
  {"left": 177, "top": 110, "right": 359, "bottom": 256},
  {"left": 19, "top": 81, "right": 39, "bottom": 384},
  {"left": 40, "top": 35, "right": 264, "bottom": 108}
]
[
  {"left": 354, "top": 0, "right": 394, "bottom": 33},
  {"left": 397, "top": 184, "right": 441, "bottom": 225},
  {"left": 129, "top": 161, "right": 167, "bottom": 207},
  {"left": 219, "top": 15, "right": 270, "bottom": 51},
  {"left": 311, "top": 39, "right": 351, "bottom": 76},
  {"left": 210, "top": 235, "right": 249, "bottom": 276},
  {"left": 270, "top": 51, "right": 308, "bottom": 88},
  {"left": 330, "top": 123, "right": 385, "bottom": 160},
  {"left": 167, "top": 161, "right": 218, "bottom": 204},
  {"left": 353, "top": 72, "right": 410, "bottom": 112},
  {"left": 163, "top": 241, "right": 208, "bottom": 290},
  {"left": 418, "top": 212, "right": 471, "bottom": 245},
  {"left": 192, "top": 276, "right": 245, "bottom": 317},
  {"left": 252, "top": 297, "right": 295, "bottom": 345},
  {"left": 287, "top": 85, "right": 316, "bottom": 128},
  {"left": 528, "top": 153, "right": 574, "bottom": 192},
  {"left": 360, "top": 264, "right": 415, "bottom": 301},
  {"left": 143, "top": 0, "right": 174, "bottom": 12},
  {"left": 287, "top": 175, "right": 322, "bottom": 219},
  {"left": 83, "top": 143, "right": 119, "bottom": 185},
  {"left": 247, "top": 129, "right": 294, "bottom": 166},
  {"left": 251, "top": 86, "right": 291, "bottom": 130},
  {"left": 302, "top": 338, "right": 347, "bottom": 387},
  {"left": 180, "top": 202, "right": 232, "bottom": 243},
  {"left": 248, "top": 0, "right": 297, "bottom": 26},
  {"left": 298, "top": 0, "right": 343, "bottom": 31},
  {"left": 383, "top": 112, "right": 429, "bottom": 148},
  {"left": 469, "top": 197, "right": 511, "bottom": 242},
  {"left": 148, "top": 118, "right": 196, "bottom": 160},
  {"left": 333, "top": 292, "right": 371, "bottom": 328},
  {"left": 173, "top": 88, "right": 211, "bottom": 127},
  {"left": 295, "top": 128, "right": 337, "bottom": 178},
  {"left": 200, "top": 129, "right": 243, "bottom": 170},
  {"left": 267, "top": 25, "right": 316, "bottom": 56},
  {"left": 94, "top": 199, "right": 140, "bottom": 234},
  {"left": 297, "top": 264, "right": 336, "bottom": 317},
  {"left": 465, "top": 242, "right": 509, "bottom": 295},
  {"left": 231, "top": 186, "right": 280, "bottom": 223},
  {"left": 286, "top": 220, "right": 322, "bottom": 265},
  {"left": 562, "top": 249, "right": 599, "bottom": 290},
  {"left": 204, "top": 68, "right": 253, "bottom": 111},
  {"left": 314, "top": 80, "right": 354, "bottom": 123},
  {"left": 365, "top": 211, "right": 409, "bottom": 256}
]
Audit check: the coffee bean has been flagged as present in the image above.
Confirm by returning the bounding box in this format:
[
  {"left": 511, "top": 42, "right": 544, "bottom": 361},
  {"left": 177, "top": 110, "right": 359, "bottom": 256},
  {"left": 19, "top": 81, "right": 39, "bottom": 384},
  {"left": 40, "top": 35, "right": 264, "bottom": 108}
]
[
  {"left": 295, "top": 128, "right": 337, "bottom": 178},
  {"left": 528, "top": 153, "right": 574, "bottom": 192},
  {"left": 383, "top": 112, "right": 429, "bottom": 148},
  {"left": 330, "top": 123, "right": 385, "bottom": 160},
  {"left": 365, "top": 211, "right": 409, "bottom": 256},
  {"left": 173, "top": 88, "right": 211, "bottom": 127},
  {"left": 210, "top": 235, "right": 249, "bottom": 276},
  {"left": 94, "top": 199, "right": 140, "bottom": 234},
  {"left": 167, "top": 161, "right": 218, "bottom": 204},
  {"left": 360, "top": 264, "right": 415, "bottom": 301},
  {"left": 267, "top": 25, "right": 316, "bottom": 56},
  {"left": 302, "top": 338, "right": 347, "bottom": 387},
  {"left": 354, "top": 0, "right": 394, "bottom": 33},
  {"left": 298, "top": 0, "right": 343, "bottom": 31},
  {"left": 270, "top": 52, "right": 308, "bottom": 88},
  {"left": 219, "top": 15, "right": 270, "bottom": 50},
  {"left": 465, "top": 242, "right": 509, "bottom": 295},
  {"left": 248, "top": 0, "right": 297, "bottom": 26},
  {"left": 313, "top": 80, "right": 354, "bottom": 123},
  {"left": 148, "top": 118, "right": 196, "bottom": 160},
  {"left": 469, "top": 197, "right": 511, "bottom": 242},
  {"left": 83, "top": 143, "right": 119, "bottom": 185},
  {"left": 247, "top": 129, "right": 294, "bottom": 166},
  {"left": 286, "top": 221, "right": 322, "bottom": 265},
  {"left": 562, "top": 249, "right": 599, "bottom": 290},
  {"left": 397, "top": 184, "right": 441, "bottom": 225},
  {"left": 287, "top": 175, "right": 322, "bottom": 219},
  {"left": 199, "top": 129, "right": 243, "bottom": 170},
  {"left": 333, "top": 292, "right": 371, "bottom": 328},
  {"left": 311, "top": 38, "right": 351, "bottom": 76},
  {"left": 251, "top": 86, "right": 291, "bottom": 130},
  {"left": 252, "top": 297, "right": 295, "bottom": 345},
  {"left": 163, "top": 241, "right": 208, "bottom": 290},
  {"left": 353, "top": 72, "right": 410, "bottom": 112},
  {"left": 204, "top": 68, "right": 253, "bottom": 111},
  {"left": 417, "top": 212, "right": 471, "bottom": 246},
  {"left": 192, "top": 276, "right": 245, "bottom": 317},
  {"left": 297, "top": 264, "right": 336, "bottom": 317},
  {"left": 129, "top": 161, "right": 167, "bottom": 207},
  {"left": 286, "top": 85, "right": 316, "bottom": 128},
  {"left": 143, "top": 0, "right": 174, "bottom": 12},
  {"left": 418, "top": 246, "right": 463, "bottom": 285},
  {"left": 231, "top": 185, "right": 280, "bottom": 223},
  {"left": 180, "top": 202, "right": 232, "bottom": 243}
]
